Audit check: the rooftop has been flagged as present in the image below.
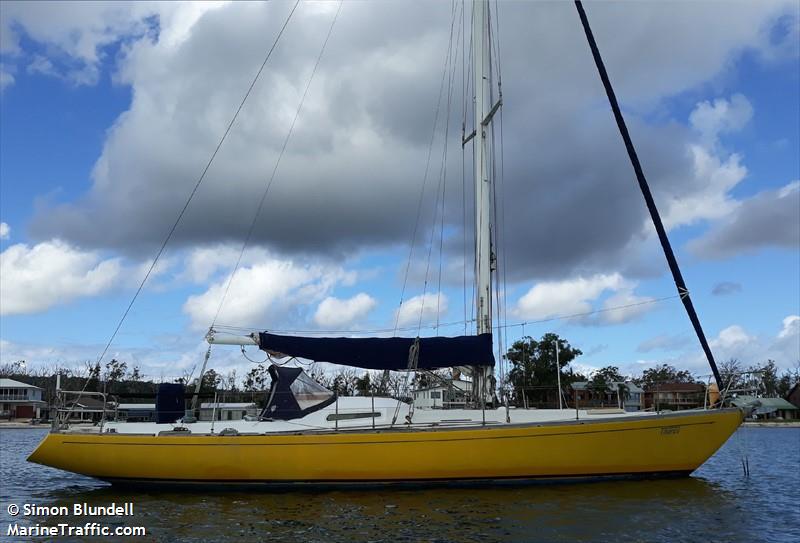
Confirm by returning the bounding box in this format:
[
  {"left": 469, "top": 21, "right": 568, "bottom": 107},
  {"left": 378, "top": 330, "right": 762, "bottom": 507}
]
[
  {"left": 731, "top": 396, "right": 798, "bottom": 411},
  {"left": 0, "top": 378, "right": 41, "bottom": 389}
]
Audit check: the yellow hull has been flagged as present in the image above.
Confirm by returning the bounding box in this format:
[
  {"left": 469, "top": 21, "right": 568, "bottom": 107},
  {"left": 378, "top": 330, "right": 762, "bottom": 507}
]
[{"left": 28, "top": 409, "right": 742, "bottom": 485}]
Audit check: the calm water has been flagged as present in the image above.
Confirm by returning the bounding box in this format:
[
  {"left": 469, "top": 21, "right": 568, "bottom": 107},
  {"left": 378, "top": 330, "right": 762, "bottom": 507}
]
[{"left": 1, "top": 427, "right": 798, "bottom": 542}]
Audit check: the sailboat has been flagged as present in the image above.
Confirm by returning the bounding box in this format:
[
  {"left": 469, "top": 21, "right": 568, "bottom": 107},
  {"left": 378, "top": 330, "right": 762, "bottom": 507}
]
[{"left": 28, "top": 0, "right": 742, "bottom": 486}]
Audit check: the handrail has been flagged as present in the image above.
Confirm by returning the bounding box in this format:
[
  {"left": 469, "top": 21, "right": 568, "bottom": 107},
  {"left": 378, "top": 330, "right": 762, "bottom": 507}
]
[{"left": 52, "top": 389, "right": 111, "bottom": 432}]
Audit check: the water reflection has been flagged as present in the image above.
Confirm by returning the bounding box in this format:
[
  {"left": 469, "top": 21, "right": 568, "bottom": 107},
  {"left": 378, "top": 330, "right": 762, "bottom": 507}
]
[{"left": 2, "top": 427, "right": 798, "bottom": 542}]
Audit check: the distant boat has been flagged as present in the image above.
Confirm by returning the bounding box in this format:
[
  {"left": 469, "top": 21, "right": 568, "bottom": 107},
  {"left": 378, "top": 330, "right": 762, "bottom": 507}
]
[{"left": 29, "top": 0, "right": 742, "bottom": 486}]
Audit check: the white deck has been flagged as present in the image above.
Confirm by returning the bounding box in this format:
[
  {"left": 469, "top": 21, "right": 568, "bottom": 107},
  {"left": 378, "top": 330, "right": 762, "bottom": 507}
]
[{"left": 85, "top": 396, "right": 669, "bottom": 436}]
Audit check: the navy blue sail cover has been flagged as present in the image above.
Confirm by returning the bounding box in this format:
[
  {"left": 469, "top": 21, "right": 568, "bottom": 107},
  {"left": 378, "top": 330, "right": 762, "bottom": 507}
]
[{"left": 258, "top": 332, "right": 495, "bottom": 370}]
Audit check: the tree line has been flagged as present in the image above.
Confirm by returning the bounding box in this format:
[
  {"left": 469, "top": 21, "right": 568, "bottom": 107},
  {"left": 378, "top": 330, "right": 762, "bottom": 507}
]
[{"left": 502, "top": 333, "right": 799, "bottom": 407}]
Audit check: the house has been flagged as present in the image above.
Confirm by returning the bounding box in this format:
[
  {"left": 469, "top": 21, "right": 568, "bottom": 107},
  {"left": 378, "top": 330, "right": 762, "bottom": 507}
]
[
  {"left": 787, "top": 383, "right": 800, "bottom": 410},
  {"left": 570, "top": 381, "right": 644, "bottom": 411},
  {"left": 413, "top": 379, "right": 471, "bottom": 409},
  {"left": 731, "top": 395, "right": 799, "bottom": 420},
  {"left": 64, "top": 397, "right": 114, "bottom": 423},
  {"left": 199, "top": 402, "right": 258, "bottom": 421},
  {"left": 115, "top": 403, "right": 157, "bottom": 422},
  {"left": 622, "top": 382, "right": 645, "bottom": 411},
  {"left": 0, "top": 378, "right": 47, "bottom": 420},
  {"left": 644, "top": 383, "right": 706, "bottom": 411}
]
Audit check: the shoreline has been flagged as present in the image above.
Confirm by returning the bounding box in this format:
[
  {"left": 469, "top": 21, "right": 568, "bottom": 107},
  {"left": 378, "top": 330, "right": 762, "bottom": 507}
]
[
  {"left": 742, "top": 421, "right": 800, "bottom": 428},
  {"left": 0, "top": 422, "right": 50, "bottom": 429}
]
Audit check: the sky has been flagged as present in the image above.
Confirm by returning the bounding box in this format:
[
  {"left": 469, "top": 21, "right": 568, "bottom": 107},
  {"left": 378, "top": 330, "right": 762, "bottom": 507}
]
[{"left": 0, "top": 0, "right": 798, "bottom": 385}]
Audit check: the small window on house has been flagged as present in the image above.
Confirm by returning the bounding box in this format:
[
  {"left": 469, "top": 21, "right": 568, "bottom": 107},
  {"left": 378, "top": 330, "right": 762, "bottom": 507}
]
[{"left": 430, "top": 391, "right": 441, "bottom": 399}]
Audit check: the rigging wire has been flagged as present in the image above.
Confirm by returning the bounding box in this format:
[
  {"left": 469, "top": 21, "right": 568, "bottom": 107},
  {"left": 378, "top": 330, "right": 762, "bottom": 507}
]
[
  {"left": 461, "top": 0, "right": 469, "bottom": 336},
  {"left": 420, "top": 8, "right": 461, "bottom": 333},
  {"left": 393, "top": 0, "right": 462, "bottom": 413},
  {"left": 393, "top": 0, "right": 461, "bottom": 334},
  {"left": 435, "top": 167, "right": 447, "bottom": 331},
  {"left": 436, "top": 13, "right": 463, "bottom": 332},
  {"left": 210, "top": 1, "right": 343, "bottom": 329},
  {"left": 240, "top": 345, "right": 270, "bottom": 365},
  {"left": 436, "top": 2, "right": 466, "bottom": 331},
  {"left": 63, "top": 1, "right": 301, "bottom": 416},
  {"left": 468, "top": 0, "right": 479, "bottom": 332}
]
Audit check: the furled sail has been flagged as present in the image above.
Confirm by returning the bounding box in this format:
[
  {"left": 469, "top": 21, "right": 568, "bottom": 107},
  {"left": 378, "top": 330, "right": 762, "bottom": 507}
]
[{"left": 258, "top": 332, "right": 495, "bottom": 370}]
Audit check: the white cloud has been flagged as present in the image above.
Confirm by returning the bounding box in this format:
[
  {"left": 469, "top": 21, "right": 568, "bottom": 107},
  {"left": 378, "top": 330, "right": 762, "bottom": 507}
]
[
  {"left": 0, "top": 336, "right": 240, "bottom": 384},
  {"left": 26, "top": 54, "right": 58, "bottom": 78},
  {"left": 0, "top": 222, "right": 9, "bottom": 240},
  {"left": 598, "top": 289, "right": 656, "bottom": 325},
  {"left": 708, "top": 317, "right": 799, "bottom": 370},
  {"left": 514, "top": 274, "right": 621, "bottom": 320},
  {"left": 711, "top": 325, "right": 755, "bottom": 350},
  {"left": 182, "top": 255, "right": 355, "bottom": 330},
  {"left": 688, "top": 180, "right": 800, "bottom": 258},
  {"left": 689, "top": 93, "right": 753, "bottom": 148},
  {"left": 179, "top": 244, "right": 244, "bottom": 283},
  {"left": 621, "top": 316, "right": 800, "bottom": 378},
  {"left": 661, "top": 95, "right": 753, "bottom": 230},
  {"left": 0, "top": 67, "right": 13, "bottom": 90},
  {"left": 13, "top": 1, "right": 794, "bottom": 286},
  {"left": 660, "top": 95, "right": 798, "bottom": 258},
  {"left": 662, "top": 144, "right": 746, "bottom": 229},
  {"left": 778, "top": 180, "right": 800, "bottom": 198},
  {"left": 0, "top": 240, "right": 122, "bottom": 315},
  {"left": 313, "top": 293, "right": 377, "bottom": 328},
  {"left": 512, "top": 273, "right": 657, "bottom": 326},
  {"left": 778, "top": 315, "right": 799, "bottom": 340},
  {"left": 395, "top": 292, "right": 448, "bottom": 328},
  {"left": 0, "top": 2, "right": 227, "bottom": 86}
]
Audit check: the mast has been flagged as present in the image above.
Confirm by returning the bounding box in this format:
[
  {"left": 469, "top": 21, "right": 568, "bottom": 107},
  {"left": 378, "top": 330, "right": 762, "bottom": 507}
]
[{"left": 473, "top": 0, "right": 494, "bottom": 405}]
